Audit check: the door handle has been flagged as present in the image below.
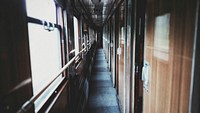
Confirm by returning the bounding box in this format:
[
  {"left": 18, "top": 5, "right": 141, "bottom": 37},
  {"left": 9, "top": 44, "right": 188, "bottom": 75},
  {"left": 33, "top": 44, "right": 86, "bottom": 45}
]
[{"left": 142, "top": 60, "right": 150, "bottom": 92}]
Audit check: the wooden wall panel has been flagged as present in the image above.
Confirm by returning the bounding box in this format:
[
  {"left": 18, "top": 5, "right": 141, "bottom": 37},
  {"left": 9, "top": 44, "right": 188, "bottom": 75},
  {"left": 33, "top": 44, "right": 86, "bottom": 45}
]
[
  {"left": 155, "top": 60, "right": 172, "bottom": 113},
  {"left": 143, "top": 0, "right": 197, "bottom": 113},
  {"left": 0, "top": 0, "right": 33, "bottom": 112}
]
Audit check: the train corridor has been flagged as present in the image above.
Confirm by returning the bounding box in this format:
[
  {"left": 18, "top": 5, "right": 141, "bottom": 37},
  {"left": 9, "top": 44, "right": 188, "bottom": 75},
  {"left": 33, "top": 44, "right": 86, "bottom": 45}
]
[
  {"left": 1, "top": 0, "right": 200, "bottom": 113},
  {"left": 85, "top": 48, "right": 120, "bottom": 113}
]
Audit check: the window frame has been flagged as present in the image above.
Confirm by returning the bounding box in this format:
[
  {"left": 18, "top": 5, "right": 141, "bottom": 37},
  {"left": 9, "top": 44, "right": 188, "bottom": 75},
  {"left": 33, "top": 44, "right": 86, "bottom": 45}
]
[{"left": 25, "top": 1, "right": 66, "bottom": 112}]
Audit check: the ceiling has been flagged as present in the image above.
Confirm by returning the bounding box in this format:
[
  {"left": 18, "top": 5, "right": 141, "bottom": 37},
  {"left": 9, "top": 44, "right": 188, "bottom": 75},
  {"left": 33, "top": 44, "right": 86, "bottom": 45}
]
[{"left": 72, "top": 0, "right": 123, "bottom": 28}]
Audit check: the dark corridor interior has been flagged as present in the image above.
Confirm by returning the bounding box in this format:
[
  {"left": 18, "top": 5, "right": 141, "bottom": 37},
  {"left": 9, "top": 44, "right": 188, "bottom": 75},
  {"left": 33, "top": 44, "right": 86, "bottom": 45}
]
[{"left": 0, "top": 0, "right": 200, "bottom": 113}]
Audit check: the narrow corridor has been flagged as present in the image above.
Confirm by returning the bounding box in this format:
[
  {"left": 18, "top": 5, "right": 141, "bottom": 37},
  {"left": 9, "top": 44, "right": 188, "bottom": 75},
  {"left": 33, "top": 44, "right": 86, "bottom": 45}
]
[{"left": 85, "top": 49, "right": 120, "bottom": 113}]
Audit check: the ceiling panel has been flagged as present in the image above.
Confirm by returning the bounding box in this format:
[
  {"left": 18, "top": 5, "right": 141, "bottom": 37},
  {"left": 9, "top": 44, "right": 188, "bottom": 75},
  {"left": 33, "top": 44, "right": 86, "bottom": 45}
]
[{"left": 73, "top": 0, "right": 123, "bottom": 27}]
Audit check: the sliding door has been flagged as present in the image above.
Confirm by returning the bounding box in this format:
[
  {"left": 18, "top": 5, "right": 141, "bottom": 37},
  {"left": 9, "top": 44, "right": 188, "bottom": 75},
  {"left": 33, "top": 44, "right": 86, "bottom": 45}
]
[{"left": 143, "top": 0, "right": 198, "bottom": 113}]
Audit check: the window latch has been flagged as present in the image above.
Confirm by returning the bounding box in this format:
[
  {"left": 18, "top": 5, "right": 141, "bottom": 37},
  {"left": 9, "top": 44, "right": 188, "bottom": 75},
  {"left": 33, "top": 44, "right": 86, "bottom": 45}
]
[{"left": 43, "top": 21, "right": 55, "bottom": 32}]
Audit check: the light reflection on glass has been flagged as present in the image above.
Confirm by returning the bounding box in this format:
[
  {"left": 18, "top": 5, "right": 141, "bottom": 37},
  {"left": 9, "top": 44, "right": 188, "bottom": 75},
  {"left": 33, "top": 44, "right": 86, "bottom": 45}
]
[{"left": 154, "top": 13, "right": 170, "bottom": 61}]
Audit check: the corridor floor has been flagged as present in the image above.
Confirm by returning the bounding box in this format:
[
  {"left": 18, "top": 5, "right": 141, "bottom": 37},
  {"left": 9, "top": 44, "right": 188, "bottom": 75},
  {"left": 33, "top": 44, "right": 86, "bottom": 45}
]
[{"left": 85, "top": 48, "right": 120, "bottom": 113}]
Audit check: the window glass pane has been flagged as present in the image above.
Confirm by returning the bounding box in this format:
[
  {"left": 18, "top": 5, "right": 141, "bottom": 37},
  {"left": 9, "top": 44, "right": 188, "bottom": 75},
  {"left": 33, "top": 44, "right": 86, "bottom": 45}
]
[
  {"left": 26, "top": 0, "right": 56, "bottom": 23},
  {"left": 28, "top": 23, "right": 62, "bottom": 96},
  {"left": 74, "top": 17, "right": 79, "bottom": 55},
  {"left": 67, "top": 15, "right": 75, "bottom": 57}
]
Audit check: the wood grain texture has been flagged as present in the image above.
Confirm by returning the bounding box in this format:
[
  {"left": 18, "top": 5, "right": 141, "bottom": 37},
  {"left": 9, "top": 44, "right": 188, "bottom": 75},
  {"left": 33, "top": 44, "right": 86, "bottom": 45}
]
[
  {"left": 143, "top": 0, "right": 197, "bottom": 113},
  {"left": 0, "top": 0, "right": 33, "bottom": 112}
]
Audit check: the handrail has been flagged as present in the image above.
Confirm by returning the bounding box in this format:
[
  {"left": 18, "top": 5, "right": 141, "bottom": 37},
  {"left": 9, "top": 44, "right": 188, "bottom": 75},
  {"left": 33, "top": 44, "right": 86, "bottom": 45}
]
[
  {"left": 69, "top": 49, "right": 75, "bottom": 54},
  {"left": 17, "top": 48, "right": 86, "bottom": 113}
]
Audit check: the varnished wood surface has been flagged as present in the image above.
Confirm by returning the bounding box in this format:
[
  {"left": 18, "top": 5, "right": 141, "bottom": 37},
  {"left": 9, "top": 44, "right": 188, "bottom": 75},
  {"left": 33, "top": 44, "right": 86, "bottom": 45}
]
[
  {"left": 143, "top": 0, "right": 197, "bottom": 113},
  {"left": 0, "top": 0, "right": 33, "bottom": 112}
]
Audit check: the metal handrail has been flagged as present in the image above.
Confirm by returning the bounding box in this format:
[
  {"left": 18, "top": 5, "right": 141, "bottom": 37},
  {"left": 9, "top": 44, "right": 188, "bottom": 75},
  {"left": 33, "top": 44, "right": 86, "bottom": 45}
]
[
  {"left": 69, "top": 49, "right": 75, "bottom": 54},
  {"left": 17, "top": 48, "right": 86, "bottom": 113}
]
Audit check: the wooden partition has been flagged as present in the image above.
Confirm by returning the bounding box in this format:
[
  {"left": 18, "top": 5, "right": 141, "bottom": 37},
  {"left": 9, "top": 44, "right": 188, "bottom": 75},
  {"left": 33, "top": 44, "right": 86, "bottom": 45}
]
[
  {"left": 0, "top": 0, "right": 33, "bottom": 112},
  {"left": 143, "top": 0, "right": 198, "bottom": 113}
]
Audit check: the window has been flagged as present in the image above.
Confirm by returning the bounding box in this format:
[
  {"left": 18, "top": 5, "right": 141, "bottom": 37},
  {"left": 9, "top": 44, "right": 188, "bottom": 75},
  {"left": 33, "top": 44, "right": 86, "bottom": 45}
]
[
  {"left": 26, "top": 0, "right": 63, "bottom": 111},
  {"left": 28, "top": 23, "right": 62, "bottom": 95},
  {"left": 26, "top": 0, "right": 57, "bottom": 23},
  {"left": 73, "top": 17, "right": 79, "bottom": 55}
]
